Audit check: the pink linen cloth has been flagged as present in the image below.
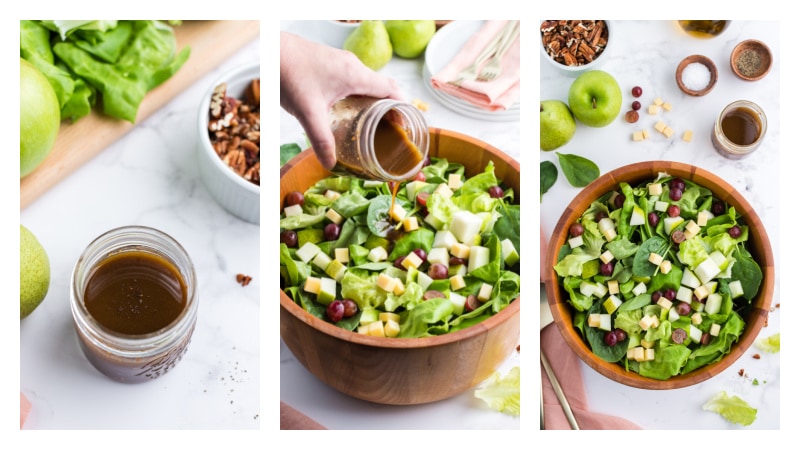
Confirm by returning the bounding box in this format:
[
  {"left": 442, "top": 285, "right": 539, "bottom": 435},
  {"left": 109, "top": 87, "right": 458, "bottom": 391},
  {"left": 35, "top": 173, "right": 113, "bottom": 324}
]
[
  {"left": 430, "top": 20, "right": 520, "bottom": 111},
  {"left": 280, "top": 401, "right": 327, "bottom": 430},
  {"left": 541, "top": 323, "right": 642, "bottom": 430},
  {"left": 21, "top": 392, "right": 31, "bottom": 429}
]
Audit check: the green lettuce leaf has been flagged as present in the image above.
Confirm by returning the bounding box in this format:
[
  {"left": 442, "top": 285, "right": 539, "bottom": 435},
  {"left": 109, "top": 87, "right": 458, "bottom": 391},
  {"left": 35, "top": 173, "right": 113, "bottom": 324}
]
[
  {"left": 474, "top": 366, "right": 520, "bottom": 416},
  {"left": 702, "top": 391, "right": 757, "bottom": 426},
  {"left": 754, "top": 332, "right": 780, "bottom": 353}
]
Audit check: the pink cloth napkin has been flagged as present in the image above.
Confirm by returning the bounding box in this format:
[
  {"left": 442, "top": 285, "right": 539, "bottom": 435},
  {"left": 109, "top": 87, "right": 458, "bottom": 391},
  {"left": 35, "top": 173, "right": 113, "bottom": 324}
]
[
  {"left": 20, "top": 392, "right": 31, "bottom": 429},
  {"left": 280, "top": 401, "right": 327, "bottom": 430},
  {"left": 430, "top": 20, "right": 520, "bottom": 111},
  {"left": 541, "top": 323, "right": 642, "bottom": 430}
]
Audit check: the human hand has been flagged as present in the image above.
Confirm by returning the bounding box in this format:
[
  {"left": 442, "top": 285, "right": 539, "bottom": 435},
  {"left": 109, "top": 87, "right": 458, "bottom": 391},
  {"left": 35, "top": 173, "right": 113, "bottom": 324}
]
[{"left": 280, "top": 32, "right": 404, "bottom": 170}]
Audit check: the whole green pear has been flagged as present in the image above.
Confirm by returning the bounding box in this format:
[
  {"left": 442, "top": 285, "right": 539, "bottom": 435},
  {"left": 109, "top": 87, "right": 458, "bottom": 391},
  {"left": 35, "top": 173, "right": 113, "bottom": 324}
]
[
  {"left": 385, "top": 20, "right": 436, "bottom": 58},
  {"left": 343, "top": 20, "right": 394, "bottom": 70},
  {"left": 540, "top": 100, "right": 576, "bottom": 151},
  {"left": 20, "top": 225, "right": 50, "bottom": 319}
]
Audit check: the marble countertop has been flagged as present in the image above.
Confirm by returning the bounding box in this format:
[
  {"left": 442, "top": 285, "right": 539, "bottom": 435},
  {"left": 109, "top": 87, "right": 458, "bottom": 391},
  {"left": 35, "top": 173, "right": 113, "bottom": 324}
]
[
  {"left": 541, "top": 20, "right": 780, "bottom": 430},
  {"left": 19, "top": 34, "right": 261, "bottom": 430},
  {"left": 279, "top": 20, "right": 521, "bottom": 430}
]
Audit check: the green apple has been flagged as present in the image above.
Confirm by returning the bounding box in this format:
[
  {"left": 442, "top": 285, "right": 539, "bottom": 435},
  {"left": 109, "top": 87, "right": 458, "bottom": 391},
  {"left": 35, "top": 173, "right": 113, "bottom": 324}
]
[
  {"left": 567, "top": 70, "right": 622, "bottom": 128},
  {"left": 343, "top": 20, "right": 394, "bottom": 71},
  {"left": 540, "top": 100, "right": 576, "bottom": 151},
  {"left": 20, "top": 58, "right": 61, "bottom": 178},
  {"left": 385, "top": 20, "right": 436, "bottom": 58},
  {"left": 20, "top": 225, "right": 50, "bottom": 319}
]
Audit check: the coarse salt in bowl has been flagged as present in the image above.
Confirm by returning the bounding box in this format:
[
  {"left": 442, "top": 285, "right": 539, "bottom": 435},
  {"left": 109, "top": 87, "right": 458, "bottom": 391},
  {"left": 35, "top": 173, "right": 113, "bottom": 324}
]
[{"left": 676, "top": 55, "right": 718, "bottom": 97}]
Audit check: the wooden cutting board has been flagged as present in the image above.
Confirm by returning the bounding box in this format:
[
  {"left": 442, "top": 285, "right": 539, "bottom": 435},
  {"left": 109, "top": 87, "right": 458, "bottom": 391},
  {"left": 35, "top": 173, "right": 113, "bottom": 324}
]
[{"left": 20, "top": 20, "right": 260, "bottom": 210}]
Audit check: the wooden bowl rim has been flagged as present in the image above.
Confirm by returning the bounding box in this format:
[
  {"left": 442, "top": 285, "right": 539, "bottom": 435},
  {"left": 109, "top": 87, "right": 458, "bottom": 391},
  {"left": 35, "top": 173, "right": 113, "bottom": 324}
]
[
  {"left": 543, "top": 160, "right": 774, "bottom": 389},
  {"left": 675, "top": 54, "right": 718, "bottom": 97},
  {"left": 730, "top": 39, "right": 773, "bottom": 81},
  {"left": 280, "top": 127, "right": 520, "bottom": 350}
]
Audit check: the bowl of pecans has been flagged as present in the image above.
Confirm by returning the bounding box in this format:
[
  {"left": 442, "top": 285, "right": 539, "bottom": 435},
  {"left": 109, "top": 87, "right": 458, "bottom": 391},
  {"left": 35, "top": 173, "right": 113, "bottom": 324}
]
[
  {"left": 197, "top": 61, "right": 260, "bottom": 224},
  {"left": 540, "top": 20, "right": 614, "bottom": 77}
]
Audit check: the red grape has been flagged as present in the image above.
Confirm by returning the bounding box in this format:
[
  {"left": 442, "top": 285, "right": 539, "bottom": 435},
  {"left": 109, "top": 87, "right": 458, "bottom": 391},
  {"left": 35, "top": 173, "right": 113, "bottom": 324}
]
[{"left": 632, "top": 86, "right": 643, "bottom": 97}]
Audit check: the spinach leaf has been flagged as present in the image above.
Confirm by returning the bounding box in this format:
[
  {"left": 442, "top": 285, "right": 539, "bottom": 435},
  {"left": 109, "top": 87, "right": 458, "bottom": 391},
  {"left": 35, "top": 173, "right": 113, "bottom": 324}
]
[
  {"left": 494, "top": 203, "right": 520, "bottom": 261},
  {"left": 540, "top": 160, "right": 558, "bottom": 201},
  {"left": 632, "top": 236, "right": 669, "bottom": 277},
  {"left": 280, "top": 143, "right": 302, "bottom": 166},
  {"left": 585, "top": 301, "right": 629, "bottom": 362},
  {"left": 731, "top": 247, "right": 763, "bottom": 301},
  {"left": 556, "top": 152, "right": 600, "bottom": 187}
]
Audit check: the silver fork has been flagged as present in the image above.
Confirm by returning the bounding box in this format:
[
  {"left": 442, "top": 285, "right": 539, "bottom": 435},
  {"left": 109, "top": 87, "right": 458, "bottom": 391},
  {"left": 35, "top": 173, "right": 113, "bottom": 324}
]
[
  {"left": 448, "top": 21, "right": 517, "bottom": 87},
  {"left": 476, "top": 21, "right": 519, "bottom": 82}
]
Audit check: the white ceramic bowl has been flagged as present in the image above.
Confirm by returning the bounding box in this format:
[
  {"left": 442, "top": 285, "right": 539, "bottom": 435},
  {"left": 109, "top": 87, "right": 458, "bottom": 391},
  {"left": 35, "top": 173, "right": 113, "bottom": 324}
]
[
  {"left": 315, "top": 20, "right": 360, "bottom": 49},
  {"left": 540, "top": 20, "right": 614, "bottom": 77},
  {"left": 197, "top": 62, "right": 260, "bottom": 224}
]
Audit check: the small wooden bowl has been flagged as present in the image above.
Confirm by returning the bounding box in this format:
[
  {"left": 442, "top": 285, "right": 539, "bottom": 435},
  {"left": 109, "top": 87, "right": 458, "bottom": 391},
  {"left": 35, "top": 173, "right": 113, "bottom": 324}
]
[
  {"left": 675, "top": 55, "right": 718, "bottom": 96},
  {"left": 543, "top": 161, "right": 774, "bottom": 390},
  {"left": 280, "top": 128, "right": 520, "bottom": 405},
  {"left": 730, "top": 39, "right": 772, "bottom": 81}
]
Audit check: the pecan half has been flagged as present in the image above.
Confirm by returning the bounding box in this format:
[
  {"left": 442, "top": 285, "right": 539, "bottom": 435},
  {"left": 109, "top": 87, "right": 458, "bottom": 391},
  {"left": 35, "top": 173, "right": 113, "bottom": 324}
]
[
  {"left": 207, "top": 79, "right": 260, "bottom": 186},
  {"left": 541, "top": 20, "right": 609, "bottom": 67}
]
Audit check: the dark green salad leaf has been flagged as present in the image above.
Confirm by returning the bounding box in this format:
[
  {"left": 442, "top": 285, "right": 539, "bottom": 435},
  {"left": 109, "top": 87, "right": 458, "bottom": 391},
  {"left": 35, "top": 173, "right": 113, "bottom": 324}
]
[
  {"left": 540, "top": 160, "right": 558, "bottom": 201},
  {"left": 556, "top": 152, "right": 600, "bottom": 187}
]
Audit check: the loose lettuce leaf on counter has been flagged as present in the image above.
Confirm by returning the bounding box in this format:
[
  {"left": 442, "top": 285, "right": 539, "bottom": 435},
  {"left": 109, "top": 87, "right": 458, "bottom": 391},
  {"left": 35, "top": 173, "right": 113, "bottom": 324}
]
[
  {"left": 474, "top": 366, "right": 520, "bottom": 416},
  {"left": 702, "top": 391, "right": 757, "bottom": 426},
  {"left": 754, "top": 332, "right": 780, "bottom": 353}
]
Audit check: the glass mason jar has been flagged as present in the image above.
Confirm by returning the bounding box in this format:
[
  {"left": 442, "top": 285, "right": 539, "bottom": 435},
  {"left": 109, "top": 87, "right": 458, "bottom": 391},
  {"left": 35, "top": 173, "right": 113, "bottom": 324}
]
[
  {"left": 329, "top": 96, "right": 429, "bottom": 181},
  {"left": 70, "top": 225, "right": 198, "bottom": 383},
  {"left": 711, "top": 100, "right": 767, "bottom": 160}
]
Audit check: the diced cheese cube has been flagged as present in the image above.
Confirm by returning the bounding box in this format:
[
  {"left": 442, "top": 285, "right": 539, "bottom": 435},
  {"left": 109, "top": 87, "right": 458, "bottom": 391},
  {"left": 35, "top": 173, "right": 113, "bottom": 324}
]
[
  {"left": 427, "top": 247, "right": 450, "bottom": 266},
  {"left": 326, "top": 208, "right": 344, "bottom": 225},
  {"left": 588, "top": 313, "right": 602, "bottom": 328},
  {"left": 691, "top": 312, "right": 703, "bottom": 325},
  {"left": 402, "top": 251, "right": 424, "bottom": 270},
  {"left": 632, "top": 130, "right": 645, "bottom": 142},
  {"left": 377, "top": 273, "right": 397, "bottom": 292},
  {"left": 662, "top": 126, "right": 674, "bottom": 138},
  {"left": 657, "top": 297, "right": 673, "bottom": 310},
  {"left": 662, "top": 102, "right": 672, "bottom": 112},
  {"left": 639, "top": 315, "right": 655, "bottom": 330},
  {"left": 324, "top": 190, "right": 341, "bottom": 201},
  {"left": 660, "top": 259, "right": 673, "bottom": 274},
  {"left": 641, "top": 339, "right": 655, "bottom": 349},
  {"left": 709, "top": 323, "right": 721, "bottom": 336},
  {"left": 296, "top": 242, "right": 322, "bottom": 263},
  {"left": 477, "top": 283, "right": 493, "bottom": 302},
  {"left": 648, "top": 183, "right": 663, "bottom": 196},
  {"left": 432, "top": 230, "right": 458, "bottom": 251},
  {"left": 654, "top": 120, "right": 666, "bottom": 132},
  {"left": 632, "top": 282, "right": 647, "bottom": 296},
  {"left": 600, "top": 250, "right": 615, "bottom": 264},
  {"left": 357, "top": 325, "right": 369, "bottom": 335},
  {"left": 367, "top": 246, "right": 388, "bottom": 263},
  {"left": 447, "top": 173, "right": 463, "bottom": 190},
  {"left": 312, "top": 251, "right": 333, "bottom": 271},
  {"left": 633, "top": 346, "right": 645, "bottom": 362},
  {"left": 648, "top": 104, "right": 660, "bottom": 115},
  {"left": 367, "top": 320, "right": 385, "bottom": 337},
  {"left": 645, "top": 348, "right": 655, "bottom": 361},
  {"left": 412, "top": 98, "right": 429, "bottom": 111},
  {"left": 627, "top": 347, "right": 636, "bottom": 359},
  {"left": 682, "top": 130, "right": 693, "bottom": 142},
  {"left": 402, "top": 216, "right": 419, "bottom": 232},
  {"left": 697, "top": 210, "right": 714, "bottom": 227},
  {"left": 648, "top": 252, "right": 663, "bottom": 265},
  {"left": 685, "top": 220, "right": 701, "bottom": 236},
  {"left": 449, "top": 274, "right": 466, "bottom": 291},
  {"left": 654, "top": 201, "right": 669, "bottom": 212},
  {"left": 284, "top": 204, "right": 304, "bottom": 217},
  {"left": 389, "top": 203, "right": 407, "bottom": 222},
  {"left": 303, "top": 276, "right": 321, "bottom": 294},
  {"left": 654, "top": 97, "right": 664, "bottom": 106},
  {"left": 676, "top": 286, "right": 693, "bottom": 303},
  {"left": 384, "top": 319, "right": 400, "bottom": 337},
  {"left": 450, "top": 242, "right": 471, "bottom": 259},
  {"left": 607, "top": 280, "right": 620, "bottom": 295},
  {"left": 392, "top": 279, "right": 406, "bottom": 295},
  {"left": 335, "top": 247, "right": 350, "bottom": 264},
  {"left": 642, "top": 129, "right": 650, "bottom": 139},
  {"left": 433, "top": 183, "right": 453, "bottom": 199},
  {"left": 693, "top": 284, "right": 710, "bottom": 300},
  {"left": 568, "top": 235, "right": 584, "bottom": 248}
]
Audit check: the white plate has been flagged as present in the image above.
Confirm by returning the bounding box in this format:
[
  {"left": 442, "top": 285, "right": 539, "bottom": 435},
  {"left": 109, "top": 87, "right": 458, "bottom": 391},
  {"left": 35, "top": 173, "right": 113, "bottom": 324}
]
[{"left": 424, "top": 20, "right": 520, "bottom": 121}]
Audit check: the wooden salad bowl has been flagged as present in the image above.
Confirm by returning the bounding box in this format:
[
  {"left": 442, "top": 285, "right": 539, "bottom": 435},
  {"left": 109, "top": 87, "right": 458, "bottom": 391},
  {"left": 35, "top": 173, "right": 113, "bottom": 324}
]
[
  {"left": 543, "top": 161, "right": 774, "bottom": 390},
  {"left": 280, "top": 128, "right": 520, "bottom": 405}
]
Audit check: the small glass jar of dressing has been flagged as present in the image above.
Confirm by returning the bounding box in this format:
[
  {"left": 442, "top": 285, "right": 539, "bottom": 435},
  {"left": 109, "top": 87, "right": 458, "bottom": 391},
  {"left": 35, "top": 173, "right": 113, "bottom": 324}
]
[
  {"left": 711, "top": 100, "right": 767, "bottom": 159},
  {"left": 329, "top": 96, "right": 429, "bottom": 181},
  {"left": 70, "top": 226, "right": 198, "bottom": 383}
]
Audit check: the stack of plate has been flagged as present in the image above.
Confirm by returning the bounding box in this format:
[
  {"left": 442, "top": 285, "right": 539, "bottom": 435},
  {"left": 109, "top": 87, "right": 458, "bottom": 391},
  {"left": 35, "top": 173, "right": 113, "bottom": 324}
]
[{"left": 424, "top": 20, "right": 520, "bottom": 122}]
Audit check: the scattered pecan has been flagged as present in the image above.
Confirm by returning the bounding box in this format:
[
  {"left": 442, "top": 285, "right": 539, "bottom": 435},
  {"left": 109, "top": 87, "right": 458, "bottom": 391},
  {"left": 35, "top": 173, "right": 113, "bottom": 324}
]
[
  {"left": 753, "top": 353, "right": 761, "bottom": 360},
  {"left": 541, "top": 20, "right": 609, "bottom": 67},
  {"left": 208, "top": 79, "right": 260, "bottom": 186},
  {"left": 236, "top": 273, "right": 252, "bottom": 287}
]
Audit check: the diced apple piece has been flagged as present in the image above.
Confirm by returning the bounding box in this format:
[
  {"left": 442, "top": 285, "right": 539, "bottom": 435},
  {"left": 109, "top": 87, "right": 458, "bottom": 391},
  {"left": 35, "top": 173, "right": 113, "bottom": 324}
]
[
  {"left": 402, "top": 251, "right": 424, "bottom": 270},
  {"left": 676, "top": 286, "right": 693, "bottom": 303},
  {"left": 363, "top": 180, "right": 383, "bottom": 188},
  {"left": 334, "top": 247, "right": 350, "bottom": 264},
  {"left": 432, "top": 230, "right": 457, "bottom": 251},
  {"left": 641, "top": 339, "right": 655, "bottom": 349},
  {"left": 427, "top": 247, "right": 450, "bottom": 266},
  {"left": 603, "top": 295, "right": 623, "bottom": 314},
  {"left": 359, "top": 309, "right": 379, "bottom": 325},
  {"left": 600, "top": 250, "right": 615, "bottom": 264},
  {"left": 632, "top": 282, "right": 647, "bottom": 296},
  {"left": 709, "top": 323, "right": 721, "bottom": 336},
  {"left": 708, "top": 250, "right": 729, "bottom": 271},
  {"left": 367, "top": 246, "right": 388, "bottom": 263},
  {"left": 357, "top": 325, "right": 369, "bottom": 335},
  {"left": 500, "top": 238, "right": 520, "bottom": 266},
  {"left": 424, "top": 212, "right": 445, "bottom": 230},
  {"left": 663, "top": 216, "right": 684, "bottom": 234},
  {"left": 568, "top": 236, "right": 584, "bottom": 249},
  {"left": 449, "top": 264, "right": 466, "bottom": 277},
  {"left": 449, "top": 292, "right": 467, "bottom": 315},
  {"left": 728, "top": 280, "right": 744, "bottom": 299},
  {"left": 598, "top": 314, "right": 612, "bottom": 331},
  {"left": 284, "top": 204, "right": 304, "bottom": 217},
  {"left": 580, "top": 281, "right": 597, "bottom": 298},
  {"left": 303, "top": 276, "right": 321, "bottom": 295},
  {"left": 648, "top": 183, "right": 663, "bottom": 196},
  {"left": 406, "top": 180, "right": 428, "bottom": 201},
  {"left": 648, "top": 252, "right": 663, "bottom": 266},
  {"left": 630, "top": 205, "right": 646, "bottom": 226},
  {"left": 705, "top": 293, "right": 723, "bottom": 315},
  {"left": 607, "top": 280, "right": 619, "bottom": 294},
  {"left": 417, "top": 272, "right": 433, "bottom": 291},
  {"left": 654, "top": 201, "right": 669, "bottom": 212},
  {"left": 689, "top": 325, "right": 703, "bottom": 343},
  {"left": 657, "top": 297, "right": 673, "bottom": 310},
  {"left": 325, "top": 259, "right": 347, "bottom": 282},
  {"left": 468, "top": 245, "right": 490, "bottom": 273},
  {"left": 379, "top": 312, "right": 401, "bottom": 326},
  {"left": 312, "top": 251, "right": 333, "bottom": 271},
  {"left": 317, "top": 277, "right": 338, "bottom": 305},
  {"left": 668, "top": 306, "right": 680, "bottom": 322},
  {"left": 594, "top": 282, "right": 608, "bottom": 298},
  {"left": 645, "top": 348, "right": 655, "bottom": 361},
  {"left": 450, "top": 274, "right": 466, "bottom": 291},
  {"left": 694, "top": 257, "right": 721, "bottom": 284},
  {"left": 477, "top": 283, "right": 493, "bottom": 302},
  {"left": 384, "top": 319, "right": 400, "bottom": 337},
  {"left": 681, "top": 268, "right": 701, "bottom": 289},
  {"left": 402, "top": 216, "right": 419, "bottom": 232},
  {"left": 448, "top": 173, "right": 463, "bottom": 190},
  {"left": 598, "top": 217, "right": 617, "bottom": 241},
  {"left": 697, "top": 210, "right": 714, "bottom": 227},
  {"left": 326, "top": 208, "right": 344, "bottom": 225},
  {"left": 377, "top": 273, "right": 397, "bottom": 292},
  {"left": 324, "top": 190, "right": 341, "bottom": 201},
  {"left": 296, "top": 242, "right": 322, "bottom": 263},
  {"left": 450, "top": 210, "right": 483, "bottom": 244},
  {"left": 451, "top": 242, "right": 471, "bottom": 259},
  {"left": 433, "top": 183, "right": 453, "bottom": 199},
  {"left": 367, "top": 320, "right": 385, "bottom": 337}
]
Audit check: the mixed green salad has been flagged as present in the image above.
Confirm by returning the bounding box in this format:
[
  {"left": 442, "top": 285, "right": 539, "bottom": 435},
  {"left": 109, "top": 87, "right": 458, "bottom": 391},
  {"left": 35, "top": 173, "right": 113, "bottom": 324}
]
[
  {"left": 553, "top": 171, "right": 763, "bottom": 380},
  {"left": 280, "top": 157, "right": 520, "bottom": 338}
]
